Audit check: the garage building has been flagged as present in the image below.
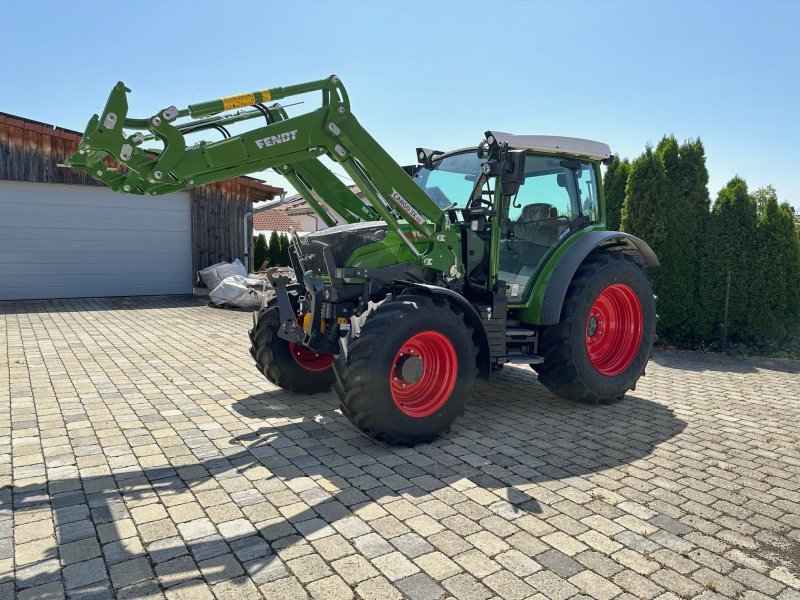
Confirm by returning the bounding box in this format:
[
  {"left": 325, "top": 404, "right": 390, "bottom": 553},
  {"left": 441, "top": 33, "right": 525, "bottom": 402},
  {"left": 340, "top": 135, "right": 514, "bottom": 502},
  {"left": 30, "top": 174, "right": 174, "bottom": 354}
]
[{"left": 0, "top": 113, "right": 282, "bottom": 300}]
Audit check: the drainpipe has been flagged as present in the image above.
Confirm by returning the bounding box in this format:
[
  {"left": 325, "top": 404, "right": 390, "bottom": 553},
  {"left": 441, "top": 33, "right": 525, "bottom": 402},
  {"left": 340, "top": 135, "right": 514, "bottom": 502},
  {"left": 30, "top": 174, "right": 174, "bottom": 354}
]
[{"left": 243, "top": 209, "right": 253, "bottom": 272}]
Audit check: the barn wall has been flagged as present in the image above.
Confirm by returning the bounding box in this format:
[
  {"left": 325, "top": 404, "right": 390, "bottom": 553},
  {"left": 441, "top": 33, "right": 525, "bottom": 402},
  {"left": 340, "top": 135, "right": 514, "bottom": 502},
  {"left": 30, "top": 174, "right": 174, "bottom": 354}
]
[
  {"left": 0, "top": 116, "right": 105, "bottom": 185},
  {"left": 189, "top": 182, "right": 254, "bottom": 280}
]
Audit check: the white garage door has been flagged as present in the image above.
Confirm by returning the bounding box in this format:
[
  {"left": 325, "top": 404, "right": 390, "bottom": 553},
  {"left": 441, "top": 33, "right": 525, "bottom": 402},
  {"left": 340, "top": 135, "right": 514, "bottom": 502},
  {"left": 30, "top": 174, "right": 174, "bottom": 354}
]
[{"left": 0, "top": 181, "right": 192, "bottom": 300}]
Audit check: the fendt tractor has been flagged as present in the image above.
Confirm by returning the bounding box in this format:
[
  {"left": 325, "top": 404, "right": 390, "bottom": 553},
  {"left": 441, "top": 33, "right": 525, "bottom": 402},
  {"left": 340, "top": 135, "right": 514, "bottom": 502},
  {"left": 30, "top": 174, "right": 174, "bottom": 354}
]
[{"left": 67, "top": 76, "right": 659, "bottom": 444}]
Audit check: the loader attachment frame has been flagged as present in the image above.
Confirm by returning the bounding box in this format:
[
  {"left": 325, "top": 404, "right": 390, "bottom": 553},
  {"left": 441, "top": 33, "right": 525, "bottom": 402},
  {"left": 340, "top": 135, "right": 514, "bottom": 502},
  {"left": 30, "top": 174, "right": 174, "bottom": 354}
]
[{"left": 65, "top": 76, "right": 463, "bottom": 277}]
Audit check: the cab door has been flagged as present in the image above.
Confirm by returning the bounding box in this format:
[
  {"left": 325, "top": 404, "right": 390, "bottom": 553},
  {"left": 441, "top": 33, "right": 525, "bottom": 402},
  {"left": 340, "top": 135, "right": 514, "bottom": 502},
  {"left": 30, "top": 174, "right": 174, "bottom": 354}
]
[{"left": 497, "top": 154, "right": 597, "bottom": 302}]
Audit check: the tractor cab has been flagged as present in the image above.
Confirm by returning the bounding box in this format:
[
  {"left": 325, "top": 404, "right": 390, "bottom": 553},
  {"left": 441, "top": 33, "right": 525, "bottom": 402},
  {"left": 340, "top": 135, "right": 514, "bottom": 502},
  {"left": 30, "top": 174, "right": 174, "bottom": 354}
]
[{"left": 412, "top": 134, "right": 610, "bottom": 303}]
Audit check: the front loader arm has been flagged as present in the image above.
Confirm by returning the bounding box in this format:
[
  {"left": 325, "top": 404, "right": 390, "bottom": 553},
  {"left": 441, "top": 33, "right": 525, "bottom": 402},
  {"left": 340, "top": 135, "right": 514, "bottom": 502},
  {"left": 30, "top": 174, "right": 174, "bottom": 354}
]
[{"left": 66, "top": 75, "right": 462, "bottom": 277}]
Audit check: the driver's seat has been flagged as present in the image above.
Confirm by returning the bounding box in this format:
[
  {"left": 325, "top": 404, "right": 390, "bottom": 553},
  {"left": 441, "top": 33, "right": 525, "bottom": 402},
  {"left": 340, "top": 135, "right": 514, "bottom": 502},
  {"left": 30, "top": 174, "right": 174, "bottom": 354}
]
[{"left": 517, "top": 203, "right": 556, "bottom": 244}]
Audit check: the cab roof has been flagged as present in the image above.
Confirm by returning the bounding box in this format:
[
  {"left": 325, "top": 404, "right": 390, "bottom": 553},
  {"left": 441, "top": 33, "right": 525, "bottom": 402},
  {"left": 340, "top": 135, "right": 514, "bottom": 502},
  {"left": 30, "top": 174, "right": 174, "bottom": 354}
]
[{"left": 489, "top": 131, "right": 612, "bottom": 161}]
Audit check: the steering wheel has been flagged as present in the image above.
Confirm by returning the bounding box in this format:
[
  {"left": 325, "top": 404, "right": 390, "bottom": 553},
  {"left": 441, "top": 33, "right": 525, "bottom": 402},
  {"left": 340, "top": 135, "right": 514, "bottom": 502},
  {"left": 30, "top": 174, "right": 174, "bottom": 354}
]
[{"left": 468, "top": 195, "right": 493, "bottom": 209}]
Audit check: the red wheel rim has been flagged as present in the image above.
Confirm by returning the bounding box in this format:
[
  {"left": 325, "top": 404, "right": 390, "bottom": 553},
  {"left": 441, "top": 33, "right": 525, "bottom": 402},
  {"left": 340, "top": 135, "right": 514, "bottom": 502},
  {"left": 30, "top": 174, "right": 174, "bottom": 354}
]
[
  {"left": 289, "top": 316, "right": 334, "bottom": 372},
  {"left": 585, "top": 284, "right": 643, "bottom": 376},
  {"left": 390, "top": 331, "right": 457, "bottom": 418},
  {"left": 289, "top": 342, "right": 334, "bottom": 372}
]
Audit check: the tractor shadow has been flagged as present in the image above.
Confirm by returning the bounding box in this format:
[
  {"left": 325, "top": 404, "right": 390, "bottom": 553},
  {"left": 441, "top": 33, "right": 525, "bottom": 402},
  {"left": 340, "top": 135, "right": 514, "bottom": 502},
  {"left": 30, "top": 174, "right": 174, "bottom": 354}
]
[{"left": 8, "top": 366, "right": 686, "bottom": 593}]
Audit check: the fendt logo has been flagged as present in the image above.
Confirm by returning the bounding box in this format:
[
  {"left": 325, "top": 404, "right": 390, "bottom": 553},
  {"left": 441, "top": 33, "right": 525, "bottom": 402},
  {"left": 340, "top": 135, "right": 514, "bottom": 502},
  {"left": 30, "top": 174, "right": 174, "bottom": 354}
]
[{"left": 255, "top": 130, "right": 298, "bottom": 149}]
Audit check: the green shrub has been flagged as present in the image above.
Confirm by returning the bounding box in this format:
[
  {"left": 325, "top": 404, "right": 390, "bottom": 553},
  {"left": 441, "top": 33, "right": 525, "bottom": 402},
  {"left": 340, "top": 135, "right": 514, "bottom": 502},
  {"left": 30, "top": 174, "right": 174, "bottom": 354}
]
[{"left": 253, "top": 233, "right": 268, "bottom": 271}]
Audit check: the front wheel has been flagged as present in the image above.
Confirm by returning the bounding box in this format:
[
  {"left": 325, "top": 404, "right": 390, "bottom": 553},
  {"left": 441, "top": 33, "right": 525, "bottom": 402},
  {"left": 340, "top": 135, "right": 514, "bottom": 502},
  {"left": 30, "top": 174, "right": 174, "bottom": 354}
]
[
  {"left": 333, "top": 294, "right": 477, "bottom": 445},
  {"left": 534, "top": 251, "right": 656, "bottom": 402},
  {"left": 249, "top": 290, "right": 335, "bottom": 394}
]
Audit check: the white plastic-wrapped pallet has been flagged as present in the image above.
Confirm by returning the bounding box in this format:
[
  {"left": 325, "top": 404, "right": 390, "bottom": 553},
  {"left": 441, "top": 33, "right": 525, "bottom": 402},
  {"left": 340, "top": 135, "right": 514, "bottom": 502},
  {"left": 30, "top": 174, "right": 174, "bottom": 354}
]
[
  {"left": 198, "top": 259, "right": 247, "bottom": 291},
  {"left": 208, "top": 275, "right": 267, "bottom": 308}
]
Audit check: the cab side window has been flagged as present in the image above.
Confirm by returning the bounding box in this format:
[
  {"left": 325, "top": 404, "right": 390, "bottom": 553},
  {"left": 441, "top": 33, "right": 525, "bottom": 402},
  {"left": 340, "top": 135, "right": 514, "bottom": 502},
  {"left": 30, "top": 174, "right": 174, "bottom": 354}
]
[{"left": 576, "top": 164, "right": 598, "bottom": 222}]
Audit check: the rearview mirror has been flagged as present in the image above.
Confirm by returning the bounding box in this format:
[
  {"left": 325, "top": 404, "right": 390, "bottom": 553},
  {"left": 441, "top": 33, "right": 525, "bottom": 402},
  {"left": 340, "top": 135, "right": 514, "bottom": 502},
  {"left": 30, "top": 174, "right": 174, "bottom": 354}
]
[{"left": 501, "top": 150, "right": 526, "bottom": 197}]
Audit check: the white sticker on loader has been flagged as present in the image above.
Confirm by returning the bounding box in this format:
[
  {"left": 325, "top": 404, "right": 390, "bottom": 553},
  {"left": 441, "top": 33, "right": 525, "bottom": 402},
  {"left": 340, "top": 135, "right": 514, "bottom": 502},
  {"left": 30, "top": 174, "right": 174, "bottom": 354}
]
[{"left": 390, "top": 189, "right": 426, "bottom": 225}]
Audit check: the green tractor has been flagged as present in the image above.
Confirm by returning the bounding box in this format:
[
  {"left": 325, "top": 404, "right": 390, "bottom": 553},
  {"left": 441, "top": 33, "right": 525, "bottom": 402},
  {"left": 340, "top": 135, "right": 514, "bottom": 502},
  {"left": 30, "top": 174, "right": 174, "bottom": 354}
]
[{"left": 67, "top": 75, "right": 658, "bottom": 445}]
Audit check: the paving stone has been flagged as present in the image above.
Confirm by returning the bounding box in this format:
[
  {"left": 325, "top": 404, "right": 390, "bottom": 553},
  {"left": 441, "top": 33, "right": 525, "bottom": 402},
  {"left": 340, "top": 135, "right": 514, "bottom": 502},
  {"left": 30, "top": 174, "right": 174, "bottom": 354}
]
[
  {"left": 156, "top": 555, "right": 202, "bottom": 588},
  {"left": 730, "top": 568, "right": 785, "bottom": 597},
  {"left": 353, "top": 532, "right": 394, "bottom": 558},
  {"left": 259, "top": 576, "right": 310, "bottom": 599},
  {"left": 614, "top": 569, "right": 664, "bottom": 599},
  {"left": 442, "top": 573, "right": 492, "bottom": 600},
  {"left": 396, "top": 572, "right": 446, "bottom": 600},
  {"left": 163, "top": 578, "right": 215, "bottom": 600},
  {"left": 356, "top": 576, "right": 404, "bottom": 600},
  {"left": 495, "top": 549, "right": 541, "bottom": 577},
  {"left": 454, "top": 548, "right": 501, "bottom": 578},
  {"left": 536, "top": 548, "right": 584, "bottom": 578},
  {"left": 116, "top": 580, "right": 165, "bottom": 600},
  {"left": 69, "top": 581, "right": 114, "bottom": 600},
  {"left": 483, "top": 569, "right": 535, "bottom": 600},
  {"left": 525, "top": 570, "right": 580, "bottom": 600},
  {"left": 16, "top": 581, "right": 64, "bottom": 600},
  {"left": 63, "top": 558, "right": 108, "bottom": 590},
  {"left": 177, "top": 518, "right": 217, "bottom": 541},
  {"left": 244, "top": 555, "right": 288, "bottom": 584},
  {"left": 109, "top": 556, "right": 154, "bottom": 589},
  {"left": 60, "top": 537, "right": 102, "bottom": 565},
  {"left": 229, "top": 535, "right": 270, "bottom": 562},
  {"left": 391, "top": 532, "right": 435, "bottom": 558},
  {"left": 414, "top": 550, "right": 462, "bottom": 580},
  {"left": 198, "top": 553, "right": 245, "bottom": 584},
  {"left": 130, "top": 503, "right": 169, "bottom": 524},
  {"left": 188, "top": 534, "right": 230, "bottom": 561},
  {"left": 147, "top": 536, "right": 188, "bottom": 564},
  {"left": 286, "top": 553, "right": 333, "bottom": 583},
  {"left": 306, "top": 574, "right": 354, "bottom": 599},
  {"left": 102, "top": 536, "right": 145, "bottom": 565},
  {"left": 372, "top": 550, "right": 421, "bottom": 581}
]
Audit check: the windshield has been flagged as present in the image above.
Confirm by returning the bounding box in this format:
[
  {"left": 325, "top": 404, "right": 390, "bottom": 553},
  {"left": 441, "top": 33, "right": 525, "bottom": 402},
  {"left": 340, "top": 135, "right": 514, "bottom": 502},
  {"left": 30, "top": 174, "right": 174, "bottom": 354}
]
[{"left": 412, "top": 151, "right": 485, "bottom": 209}]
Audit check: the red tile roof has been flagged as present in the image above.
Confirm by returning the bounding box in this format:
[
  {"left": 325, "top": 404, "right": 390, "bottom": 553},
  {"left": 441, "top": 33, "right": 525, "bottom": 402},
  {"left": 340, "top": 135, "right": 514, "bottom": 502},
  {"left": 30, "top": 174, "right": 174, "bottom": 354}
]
[
  {"left": 275, "top": 185, "right": 364, "bottom": 213},
  {"left": 253, "top": 209, "right": 303, "bottom": 232}
]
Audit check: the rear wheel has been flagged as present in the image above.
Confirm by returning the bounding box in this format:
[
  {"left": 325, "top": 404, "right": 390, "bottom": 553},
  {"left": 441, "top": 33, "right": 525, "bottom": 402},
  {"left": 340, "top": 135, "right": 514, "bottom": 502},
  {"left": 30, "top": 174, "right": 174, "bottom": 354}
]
[
  {"left": 333, "top": 294, "right": 477, "bottom": 445},
  {"left": 249, "top": 289, "right": 335, "bottom": 394},
  {"left": 534, "top": 251, "right": 656, "bottom": 402}
]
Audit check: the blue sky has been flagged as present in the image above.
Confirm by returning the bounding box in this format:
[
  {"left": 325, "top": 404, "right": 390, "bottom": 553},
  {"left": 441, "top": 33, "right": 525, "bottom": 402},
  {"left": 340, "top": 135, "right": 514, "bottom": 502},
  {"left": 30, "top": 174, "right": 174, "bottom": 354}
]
[{"left": 2, "top": 1, "right": 798, "bottom": 209}]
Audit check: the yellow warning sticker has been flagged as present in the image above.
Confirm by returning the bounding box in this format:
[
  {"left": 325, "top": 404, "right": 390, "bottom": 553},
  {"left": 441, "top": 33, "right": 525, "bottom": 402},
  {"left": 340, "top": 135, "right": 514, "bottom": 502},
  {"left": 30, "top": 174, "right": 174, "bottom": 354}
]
[
  {"left": 222, "top": 93, "right": 256, "bottom": 111},
  {"left": 260, "top": 89, "right": 272, "bottom": 101}
]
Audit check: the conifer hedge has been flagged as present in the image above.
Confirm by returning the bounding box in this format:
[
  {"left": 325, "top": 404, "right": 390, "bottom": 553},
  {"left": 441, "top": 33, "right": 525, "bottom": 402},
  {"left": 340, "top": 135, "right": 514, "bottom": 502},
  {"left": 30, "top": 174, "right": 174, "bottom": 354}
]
[{"left": 607, "top": 137, "right": 799, "bottom": 354}]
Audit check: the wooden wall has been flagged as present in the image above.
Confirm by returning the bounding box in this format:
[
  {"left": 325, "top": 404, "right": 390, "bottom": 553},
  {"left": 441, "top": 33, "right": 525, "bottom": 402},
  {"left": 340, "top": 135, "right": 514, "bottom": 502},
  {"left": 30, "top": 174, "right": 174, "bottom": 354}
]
[
  {"left": 1, "top": 113, "right": 281, "bottom": 286},
  {"left": 190, "top": 181, "right": 255, "bottom": 281},
  {"left": 0, "top": 115, "right": 105, "bottom": 185}
]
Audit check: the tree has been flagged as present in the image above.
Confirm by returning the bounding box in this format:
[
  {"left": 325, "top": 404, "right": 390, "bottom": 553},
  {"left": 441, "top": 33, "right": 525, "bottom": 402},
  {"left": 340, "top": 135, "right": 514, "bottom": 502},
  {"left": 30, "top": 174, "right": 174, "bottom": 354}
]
[
  {"left": 268, "top": 231, "right": 280, "bottom": 267},
  {"left": 603, "top": 156, "right": 630, "bottom": 232},
  {"left": 278, "top": 234, "right": 291, "bottom": 266},
  {"left": 699, "top": 177, "right": 758, "bottom": 342},
  {"left": 253, "top": 234, "right": 269, "bottom": 271},
  {"left": 621, "top": 144, "right": 674, "bottom": 340},
  {"left": 621, "top": 146, "right": 669, "bottom": 249},
  {"left": 750, "top": 187, "right": 800, "bottom": 341},
  {"left": 675, "top": 139, "right": 711, "bottom": 338},
  {"left": 650, "top": 136, "right": 692, "bottom": 340}
]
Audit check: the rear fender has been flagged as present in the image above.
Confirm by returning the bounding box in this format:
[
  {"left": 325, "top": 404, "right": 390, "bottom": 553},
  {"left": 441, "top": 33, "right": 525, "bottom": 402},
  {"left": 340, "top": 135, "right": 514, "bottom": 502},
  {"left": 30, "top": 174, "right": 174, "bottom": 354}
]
[{"left": 538, "top": 231, "right": 659, "bottom": 325}]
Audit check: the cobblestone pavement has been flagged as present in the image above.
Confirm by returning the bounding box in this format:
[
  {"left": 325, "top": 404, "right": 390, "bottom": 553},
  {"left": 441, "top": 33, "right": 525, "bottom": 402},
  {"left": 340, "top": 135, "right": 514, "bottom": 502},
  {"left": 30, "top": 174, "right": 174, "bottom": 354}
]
[{"left": 1, "top": 296, "right": 800, "bottom": 600}]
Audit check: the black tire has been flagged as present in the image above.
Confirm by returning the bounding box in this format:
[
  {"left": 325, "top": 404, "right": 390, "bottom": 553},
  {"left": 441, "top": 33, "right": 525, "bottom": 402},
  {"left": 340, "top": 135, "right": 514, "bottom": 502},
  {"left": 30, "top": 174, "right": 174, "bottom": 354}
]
[
  {"left": 533, "top": 251, "right": 656, "bottom": 402},
  {"left": 333, "top": 294, "right": 477, "bottom": 445},
  {"left": 249, "top": 288, "right": 335, "bottom": 394}
]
